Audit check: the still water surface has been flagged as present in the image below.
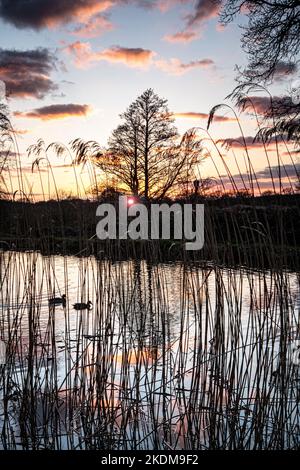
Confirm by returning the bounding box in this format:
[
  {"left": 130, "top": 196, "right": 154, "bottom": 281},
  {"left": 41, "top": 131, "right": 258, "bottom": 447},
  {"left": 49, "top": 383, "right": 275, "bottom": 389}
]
[{"left": 0, "top": 251, "right": 299, "bottom": 449}]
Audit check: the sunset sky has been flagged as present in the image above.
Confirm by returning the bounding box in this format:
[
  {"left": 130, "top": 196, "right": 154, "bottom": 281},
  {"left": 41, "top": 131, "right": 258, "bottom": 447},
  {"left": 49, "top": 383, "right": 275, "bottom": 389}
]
[{"left": 0, "top": 0, "right": 298, "bottom": 198}]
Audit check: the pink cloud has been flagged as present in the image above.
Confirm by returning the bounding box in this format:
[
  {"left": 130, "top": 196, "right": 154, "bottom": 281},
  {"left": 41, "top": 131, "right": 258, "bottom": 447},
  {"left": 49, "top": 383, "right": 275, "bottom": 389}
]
[
  {"left": 14, "top": 103, "right": 92, "bottom": 121},
  {"left": 70, "top": 13, "right": 114, "bottom": 38},
  {"left": 155, "top": 57, "right": 214, "bottom": 75},
  {"left": 164, "top": 31, "right": 199, "bottom": 44},
  {"left": 187, "top": 0, "right": 222, "bottom": 27},
  {"left": 174, "top": 112, "right": 236, "bottom": 122},
  {"left": 0, "top": 0, "right": 114, "bottom": 29},
  {"left": 65, "top": 41, "right": 155, "bottom": 68},
  {"left": 156, "top": 0, "right": 190, "bottom": 13},
  {"left": 166, "top": 0, "right": 223, "bottom": 47}
]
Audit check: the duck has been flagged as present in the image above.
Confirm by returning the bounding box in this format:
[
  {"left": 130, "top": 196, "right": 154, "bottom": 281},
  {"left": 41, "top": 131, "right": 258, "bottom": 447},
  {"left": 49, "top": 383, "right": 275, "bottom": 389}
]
[
  {"left": 49, "top": 294, "right": 66, "bottom": 307},
  {"left": 73, "top": 300, "right": 92, "bottom": 311}
]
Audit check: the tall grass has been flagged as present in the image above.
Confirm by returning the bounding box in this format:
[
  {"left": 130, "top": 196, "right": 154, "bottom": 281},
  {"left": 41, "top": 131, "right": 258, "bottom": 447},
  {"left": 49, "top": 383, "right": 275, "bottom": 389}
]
[
  {"left": 0, "top": 101, "right": 299, "bottom": 450},
  {"left": 0, "top": 254, "right": 299, "bottom": 449}
]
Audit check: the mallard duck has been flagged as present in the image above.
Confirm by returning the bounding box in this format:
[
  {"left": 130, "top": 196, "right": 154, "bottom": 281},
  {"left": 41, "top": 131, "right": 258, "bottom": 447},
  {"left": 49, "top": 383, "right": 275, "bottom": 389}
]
[
  {"left": 49, "top": 294, "right": 66, "bottom": 307},
  {"left": 73, "top": 300, "right": 92, "bottom": 311}
]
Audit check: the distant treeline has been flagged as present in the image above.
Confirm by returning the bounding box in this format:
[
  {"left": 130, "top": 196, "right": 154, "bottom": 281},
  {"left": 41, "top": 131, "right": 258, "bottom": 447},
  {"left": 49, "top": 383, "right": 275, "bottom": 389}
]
[{"left": 0, "top": 193, "right": 299, "bottom": 269}]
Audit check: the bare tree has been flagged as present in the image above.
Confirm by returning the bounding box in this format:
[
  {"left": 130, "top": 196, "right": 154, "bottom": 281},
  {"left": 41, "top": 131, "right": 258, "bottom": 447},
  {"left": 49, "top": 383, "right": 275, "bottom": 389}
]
[
  {"left": 107, "top": 89, "right": 179, "bottom": 198},
  {"left": 72, "top": 89, "right": 203, "bottom": 199},
  {"left": 221, "top": 0, "right": 300, "bottom": 83},
  {"left": 107, "top": 100, "right": 142, "bottom": 195}
]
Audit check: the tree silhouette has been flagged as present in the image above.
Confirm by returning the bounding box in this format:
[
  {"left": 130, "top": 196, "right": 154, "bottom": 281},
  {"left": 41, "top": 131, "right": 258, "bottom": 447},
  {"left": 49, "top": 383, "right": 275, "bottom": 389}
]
[
  {"left": 107, "top": 99, "right": 142, "bottom": 195},
  {"left": 220, "top": 2, "right": 300, "bottom": 158},
  {"left": 221, "top": 0, "right": 300, "bottom": 84},
  {"left": 72, "top": 89, "right": 203, "bottom": 199},
  {"left": 107, "top": 89, "right": 178, "bottom": 198}
]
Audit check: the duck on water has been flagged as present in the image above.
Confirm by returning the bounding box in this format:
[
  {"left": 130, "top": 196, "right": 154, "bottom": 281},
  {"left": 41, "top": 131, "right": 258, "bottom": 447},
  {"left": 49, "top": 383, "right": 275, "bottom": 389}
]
[
  {"left": 73, "top": 301, "right": 93, "bottom": 310},
  {"left": 48, "top": 294, "right": 66, "bottom": 307}
]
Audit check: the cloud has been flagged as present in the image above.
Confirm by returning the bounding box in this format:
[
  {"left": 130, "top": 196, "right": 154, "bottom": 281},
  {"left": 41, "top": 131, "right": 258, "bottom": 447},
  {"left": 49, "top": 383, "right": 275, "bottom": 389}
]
[
  {"left": 255, "top": 163, "right": 300, "bottom": 180},
  {"left": 70, "top": 12, "right": 114, "bottom": 38},
  {"left": 241, "top": 61, "right": 298, "bottom": 85},
  {"left": 0, "top": 0, "right": 112, "bottom": 29},
  {"left": 63, "top": 41, "right": 93, "bottom": 67},
  {"left": 164, "top": 31, "right": 199, "bottom": 43},
  {"left": 219, "top": 135, "right": 280, "bottom": 150},
  {"left": 0, "top": 149, "right": 19, "bottom": 158},
  {"left": 273, "top": 61, "right": 298, "bottom": 82},
  {"left": 0, "top": 0, "right": 215, "bottom": 47},
  {"left": 14, "top": 128, "right": 30, "bottom": 135},
  {"left": 65, "top": 41, "right": 155, "bottom": 68},
  {"left": 98, "top": 46, "right": 155, "bottom": 67},
  {"left": 242, "top": 96, "right": 273, "bottom": 115},
  {"left": 186, "top": 0, "right": 222, "bottom": 27},
  {"left": 0, "top": 48, "right": 58, "bottom": 99},
  {"left": 216, "top": 163, "right": 300, "bottom": 192},
  {"left": 155, "top": 57, "right": 214, "bottom": 75},
  {"left": 14, "top": 104, "right": 91, "bottom": 121},
  {"left": 156, "top": 0, "right": 190, "bottom": 13},
  {"left": 282, "top": 149, "right": 300, "bottom": 156},
  {"left": 174, "top": 111, "right": 236, "bottom": 122},
  {"left": 65, "top": 41, "right": 215, "bottom": 74},
  {"left": 216, "top": 22, "right": 226, "bottom": 32},
  {"left": 165, "top": 0, "right": 222, "bottom": 45},
  {"left": 238, "top": 95, "right": 299, "bottom": 117},
  {"left": 0, "top": 1, "right": 190, "bottom": 32}
]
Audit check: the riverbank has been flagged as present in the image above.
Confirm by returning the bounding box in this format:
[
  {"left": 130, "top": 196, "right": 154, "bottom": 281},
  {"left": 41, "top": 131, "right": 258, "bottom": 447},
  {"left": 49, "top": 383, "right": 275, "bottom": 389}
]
[{"left": 1, "top": 193, "right": 299, "bottom": 269}]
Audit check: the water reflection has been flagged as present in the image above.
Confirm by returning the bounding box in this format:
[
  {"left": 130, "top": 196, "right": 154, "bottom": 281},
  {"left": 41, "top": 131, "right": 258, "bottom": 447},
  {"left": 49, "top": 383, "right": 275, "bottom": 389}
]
[{"left": 0, "top": 251, "right": 299, "bottom": 449}]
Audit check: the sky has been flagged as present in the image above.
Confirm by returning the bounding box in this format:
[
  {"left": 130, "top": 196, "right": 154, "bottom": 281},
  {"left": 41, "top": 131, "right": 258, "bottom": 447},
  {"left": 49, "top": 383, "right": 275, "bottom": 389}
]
[{"left": 0, "top": 0, "right": 298, "bottom": 198}]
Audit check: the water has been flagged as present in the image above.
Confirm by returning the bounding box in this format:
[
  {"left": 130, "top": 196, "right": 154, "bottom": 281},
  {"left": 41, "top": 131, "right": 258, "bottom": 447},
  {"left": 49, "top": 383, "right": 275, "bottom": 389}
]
[{"left": 0, "top": 251, "right": 299, "bottom": 449}]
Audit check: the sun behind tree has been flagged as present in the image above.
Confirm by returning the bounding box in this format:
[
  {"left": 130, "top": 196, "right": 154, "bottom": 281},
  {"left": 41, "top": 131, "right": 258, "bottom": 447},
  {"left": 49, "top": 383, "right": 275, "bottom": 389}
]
[{"left": 71, "top": 89, "right": 203, "bottom": 199}]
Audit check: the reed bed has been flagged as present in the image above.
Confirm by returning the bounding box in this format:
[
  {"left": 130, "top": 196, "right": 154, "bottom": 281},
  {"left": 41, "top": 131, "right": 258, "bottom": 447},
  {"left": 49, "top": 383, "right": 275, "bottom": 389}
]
[
  {"left": 0, "top": 252, "right": 299, "bottom": 450},
  {"left": 0, "top": 101, "right": 299, "bottom": 450}
]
